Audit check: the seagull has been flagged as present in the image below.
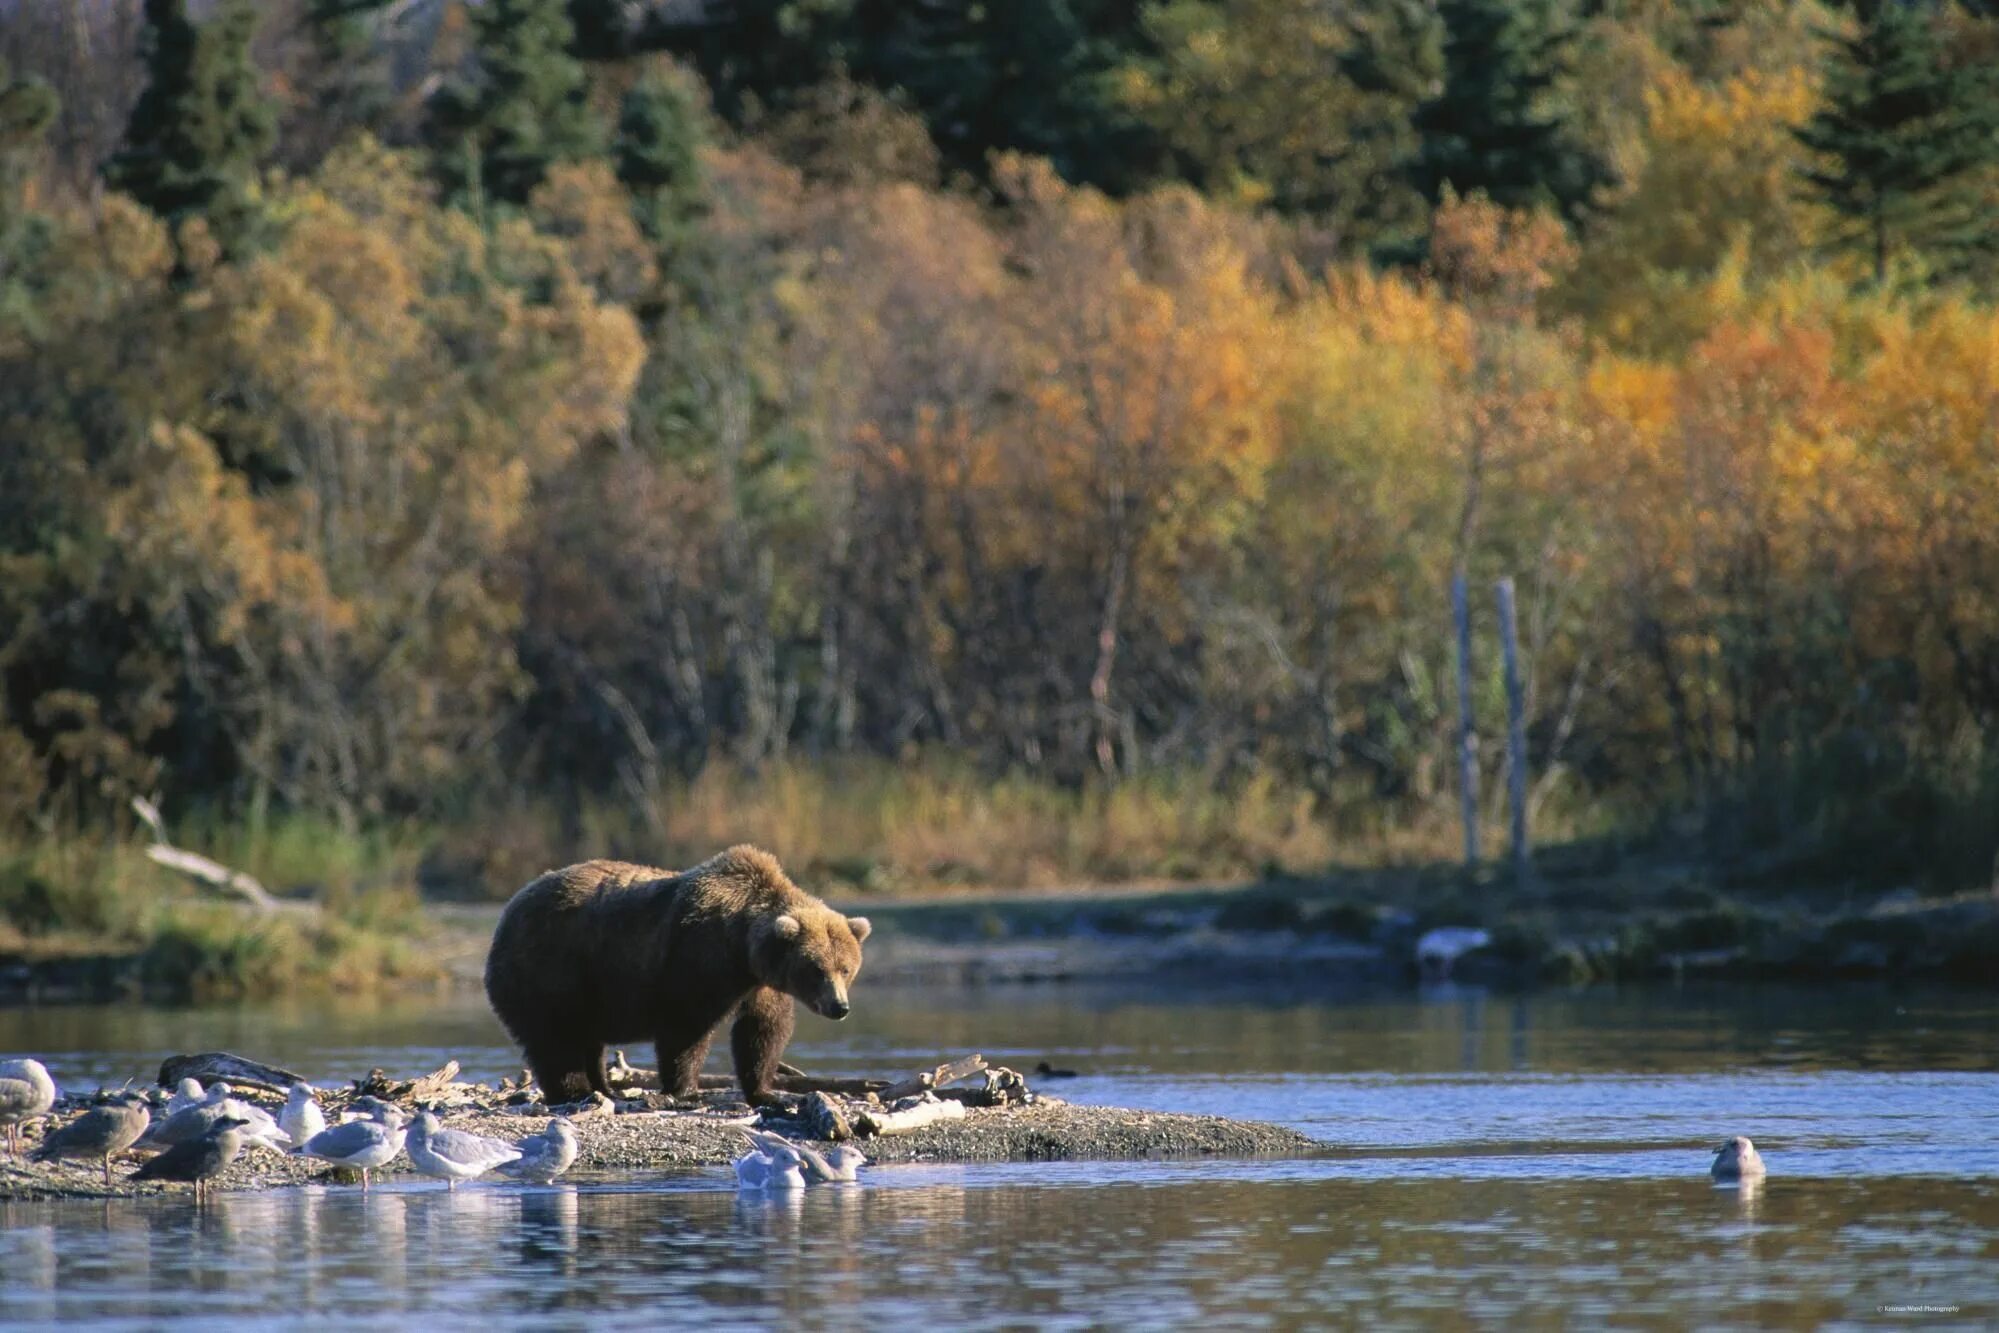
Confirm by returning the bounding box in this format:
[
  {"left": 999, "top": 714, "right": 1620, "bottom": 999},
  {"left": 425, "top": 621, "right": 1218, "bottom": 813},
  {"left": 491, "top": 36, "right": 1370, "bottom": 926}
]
[
  {"left": 497, "top": 1118, "right": 579, "bottom": 1185},
  {"left": 1416, "top": 926, "right": 1492, "bottom": 980},
  {"left": 165, "top": 1078, "right": 207, "bottom": 1116},
  {"left": 132, "top": 1116, "right": 252, "bottom": 1204},
  {"left": 280, "top": 1084, "right": 327, "bottom": 1150},
  {"left": 1711, "top": 1136, "right": 1767, "bottom": 1181},
  {"left": 733, "top": 1135, "right": 806, "bottom": 1191},
  {"left": 746, "top": 1130, "right": 865, "bottom": 1183},
  {"left": 32, "top": 1094, "right": 151, "bottom": 1186},
  {"left": 298, "top": 1102, "right": 407, "bottom": 1189},
  {"left": 0, "top": 1058, "right": 59, "bottom": 1155},
  {"left": 143, "top": 1082, "right": 236, "bottom": 1149},
  {"left": 218, "top": 1092, "right": 290, "bottom": 1153},
  {"left": 406, "top": 1112, "right": 522, "bottom": 1190}
]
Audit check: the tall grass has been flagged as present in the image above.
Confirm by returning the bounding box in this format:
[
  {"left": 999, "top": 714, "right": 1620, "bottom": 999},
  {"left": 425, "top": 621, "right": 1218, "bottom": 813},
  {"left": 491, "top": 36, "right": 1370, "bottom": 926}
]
[{"left": 0, "top": 820, "right": 437, "bottom": 1000}]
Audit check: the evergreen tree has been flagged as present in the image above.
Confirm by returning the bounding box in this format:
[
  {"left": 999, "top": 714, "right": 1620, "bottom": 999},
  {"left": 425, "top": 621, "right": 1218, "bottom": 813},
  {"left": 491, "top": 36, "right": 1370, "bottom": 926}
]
[
  {"left": 1404, "top": 0, "right": 1611, "bottom": 225},
  {"left": 429, "top": 0, "right": 604, "bottom": 209},
  {"left": 1795, "top": 0, "right": 1999, "bottom": 284},
  {"left": 292, "top": 0, "right": 399, "bottom": 165},
  {"left": 615, "top": 70, "right": 708, "bottom": 248},
  {"left": 0, "top": 60, "right": 58, "bottom": 326},
  {"left": 568, "top": 0, "right": 631, "bottom": 60},
  {"left": 103, "top": 0, "right": 275, "bottom": 244}
]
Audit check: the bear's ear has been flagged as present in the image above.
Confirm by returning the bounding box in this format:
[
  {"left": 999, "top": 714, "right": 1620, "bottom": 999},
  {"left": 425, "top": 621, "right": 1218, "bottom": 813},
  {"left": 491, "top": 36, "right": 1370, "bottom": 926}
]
[
  {"left": 847, "top": 915, "right": 872, "bottom": 943},
  {"left": 771, "top": 913, "right": 803, "bottom": 941}
]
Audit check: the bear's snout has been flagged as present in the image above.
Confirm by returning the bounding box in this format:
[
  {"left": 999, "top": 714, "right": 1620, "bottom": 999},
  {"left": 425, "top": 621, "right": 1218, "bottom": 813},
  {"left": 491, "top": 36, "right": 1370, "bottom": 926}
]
[{"left": 824, "top": 997, "right": 851, "bottom": 1020}]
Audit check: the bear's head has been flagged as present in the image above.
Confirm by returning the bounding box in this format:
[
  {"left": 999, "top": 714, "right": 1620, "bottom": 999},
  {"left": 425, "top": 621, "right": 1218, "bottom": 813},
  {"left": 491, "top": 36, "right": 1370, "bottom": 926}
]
[
  {"left": 754, "top": 905, "right": 871, "bottom": 1020},
  {"left": 713, "top": 844, "right": 872, "bottom": 1020}
]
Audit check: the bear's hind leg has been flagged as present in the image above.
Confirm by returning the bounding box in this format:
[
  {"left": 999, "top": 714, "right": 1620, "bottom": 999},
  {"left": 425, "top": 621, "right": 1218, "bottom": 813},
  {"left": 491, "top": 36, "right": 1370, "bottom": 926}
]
[
  {"left": 730, "top": 988, "right": 795, "bottom": 1106},
  {"left": 654, "top": 1024, "right": 715, "bottom": 1099},
  {"left": 525, "top": 1041, "right": 598, "bottom": 1105}
]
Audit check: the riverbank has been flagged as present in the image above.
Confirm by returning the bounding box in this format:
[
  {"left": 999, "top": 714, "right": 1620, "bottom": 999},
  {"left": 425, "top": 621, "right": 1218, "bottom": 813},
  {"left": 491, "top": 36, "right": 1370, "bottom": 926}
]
[{"left": 7, "top": 833, "right": 1999, "bottom": 1004}]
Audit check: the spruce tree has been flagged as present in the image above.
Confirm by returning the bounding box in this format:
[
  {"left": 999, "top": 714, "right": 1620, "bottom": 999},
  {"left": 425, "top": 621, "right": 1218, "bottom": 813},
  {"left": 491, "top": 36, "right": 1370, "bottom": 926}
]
[
  {"left": 294, "top": 0, "right": 398, "bottom": 163},
  {"left": 615, "top": 72, "right": 707, "bottom": 248},
  {"left": 1794, "top": 0, "right": 1999, "bottom": 284},
  {"left": 1404, "top": 0, "right": 1611, "bottom": 225},
  {"left": 429, "top": 0, "right": 603, "bottom": 209},
  {"left": 103, "top": 0, "right": 275, "bottom": 244}
]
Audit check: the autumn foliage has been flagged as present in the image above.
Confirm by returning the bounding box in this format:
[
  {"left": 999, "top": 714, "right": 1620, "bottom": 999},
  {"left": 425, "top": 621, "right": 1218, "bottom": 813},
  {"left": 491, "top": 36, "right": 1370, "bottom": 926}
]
[{"left": 4, "top": 0, "right": 1999, "bottom": 896}]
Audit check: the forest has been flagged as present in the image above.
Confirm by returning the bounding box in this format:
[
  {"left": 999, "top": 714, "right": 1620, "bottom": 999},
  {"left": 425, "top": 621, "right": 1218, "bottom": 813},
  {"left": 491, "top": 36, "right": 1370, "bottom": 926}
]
[{"left": 5, "top": 0, "right": 1999, "bottom": 911}]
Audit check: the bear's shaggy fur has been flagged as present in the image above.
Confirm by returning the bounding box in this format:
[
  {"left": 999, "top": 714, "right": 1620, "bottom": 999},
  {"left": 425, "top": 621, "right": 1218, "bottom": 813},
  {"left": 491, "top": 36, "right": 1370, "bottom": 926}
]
[{"left": 483, "top": 846, "right": 870, "bottom": 1105}]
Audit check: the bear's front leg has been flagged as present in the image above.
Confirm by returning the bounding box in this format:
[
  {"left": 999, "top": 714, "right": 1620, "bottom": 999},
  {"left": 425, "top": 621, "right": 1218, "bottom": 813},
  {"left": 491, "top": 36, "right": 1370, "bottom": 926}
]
[
  {"left": 653, "top": 1023, "right": 715, "bottom": 1099},
  {"left": 730, "top": 987, "right": 795, "bottom": 1106}
]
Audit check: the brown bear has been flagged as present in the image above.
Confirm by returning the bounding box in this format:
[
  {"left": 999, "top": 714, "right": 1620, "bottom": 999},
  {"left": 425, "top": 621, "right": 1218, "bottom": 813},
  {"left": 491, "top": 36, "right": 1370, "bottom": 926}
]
[{"left": 483, "top": 846, "right": 870, "bottom": 1105}]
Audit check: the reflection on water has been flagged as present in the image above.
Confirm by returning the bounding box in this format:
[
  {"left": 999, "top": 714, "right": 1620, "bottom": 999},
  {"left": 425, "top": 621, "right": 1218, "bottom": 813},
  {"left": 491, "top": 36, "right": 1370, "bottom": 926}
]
[
  {"left": 4, "top": 1169, "right": 1997, "bottom": 1327},
  {"left": 3, "top": 981, "right": 1998, "bottom": 1325}
]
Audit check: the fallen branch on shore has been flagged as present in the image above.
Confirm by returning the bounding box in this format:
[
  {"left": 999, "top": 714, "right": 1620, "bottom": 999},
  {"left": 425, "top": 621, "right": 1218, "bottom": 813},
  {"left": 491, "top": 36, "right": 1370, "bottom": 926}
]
[
  {"left": 158, "top": 1052, "right": 307, "bottom": 1097},
  {"left": 131, "top": 797, "right": 306, "bottom": 915},
  {"left": 852, "top": 1095, "right": 966, "bottom": 1137}
]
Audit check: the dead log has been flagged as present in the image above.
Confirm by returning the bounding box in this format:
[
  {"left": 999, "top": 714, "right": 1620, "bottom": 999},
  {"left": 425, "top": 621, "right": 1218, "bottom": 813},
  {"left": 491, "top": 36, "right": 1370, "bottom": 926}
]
[
  {"left": 852, "top": 1096, "right": 966, "bottom": 1138},
  {"left": 694, "top": 1073, "right": 889, "bottom": 1096},
  {"left": 131, "top": 796, "right": 299, "bottom": 914},
  {"left": 799, "top": 1091, "right": 853, "bottom": 1142},
  {"left": 881, "top": 1053, "right": 987, "bottom": 1102},
  {"left": 158, "top": 1053, "right": 305, "bottom": 1097},
  {"left": 355, "top": 1060, "right": 473, "bottom": 1107},
  {"left": 937, "top": 1066, "right": 1031, "bottom": 1109}
]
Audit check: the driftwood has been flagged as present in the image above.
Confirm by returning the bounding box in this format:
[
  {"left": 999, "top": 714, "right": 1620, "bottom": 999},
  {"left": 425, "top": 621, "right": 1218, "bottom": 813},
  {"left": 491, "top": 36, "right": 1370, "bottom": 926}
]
[
  {"left": 853, "top": 1096, "right": 966, "bottom": 1138},
  {"left": 799, "top": 1091, "right": 853, "bottom": 1142},
  {"left": 937, "top": 1067, "right": 1031, "bottom": 1109},
  {"left": 158, "top": 1052, "right": 305, "bottom": 1097},
  {"left": 693, "top": 1072, "right": 889, "bottom": 1096},
  {"left": 356, "top": 1060, "right": 474, "bottom": 1107},
  {"left": 131, "top": 796, "right": 299, "bottom": 914},
  {"left": 881, "top": 1054, "right": 987, "bottom": 1102}
]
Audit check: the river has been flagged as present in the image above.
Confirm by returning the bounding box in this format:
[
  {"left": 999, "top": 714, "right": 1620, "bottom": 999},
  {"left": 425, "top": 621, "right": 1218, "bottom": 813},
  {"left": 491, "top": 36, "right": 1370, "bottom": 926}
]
[{"left": 3, "top": 981, "right": 1996, "bottom": 1326}]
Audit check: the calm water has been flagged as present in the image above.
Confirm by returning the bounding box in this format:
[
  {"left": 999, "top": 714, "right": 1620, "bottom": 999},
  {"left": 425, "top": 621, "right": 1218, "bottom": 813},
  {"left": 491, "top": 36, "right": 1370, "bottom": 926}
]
[{"left": 4, "top": 982, "right": 1998, "bottom": 1328}]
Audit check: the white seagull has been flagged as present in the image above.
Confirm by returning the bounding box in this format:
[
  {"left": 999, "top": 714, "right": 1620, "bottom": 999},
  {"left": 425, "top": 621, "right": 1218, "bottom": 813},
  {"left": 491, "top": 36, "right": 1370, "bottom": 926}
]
[
  {"left": 165, "top": 1078, "right": 207, "bottom": 1116},
  {"left": 498, "top": 1118, "right": 580, "bottom": 1185},
  {"left": 279, "top": 1083, "right": 327, "bottom": 1150},
  {"left": 299, "top": 1101, "right": 407, "bottom": 1189},
  {"left": 733, "top": 1135, "right": 806, "bottom": 1191},
  {"left": 746, "top": 1129, "right": 866, "bottom": 1183},
  {"left": 406, "top": 1111, "right": 522, "bottom": 1190},
  {"left": 0, "top": 1058, "right": 58, "bottom": 1155}
]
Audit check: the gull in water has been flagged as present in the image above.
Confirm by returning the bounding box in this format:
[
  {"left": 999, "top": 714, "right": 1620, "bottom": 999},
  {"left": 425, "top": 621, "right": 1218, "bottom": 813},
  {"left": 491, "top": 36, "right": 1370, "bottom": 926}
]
[
  {"left": 32, "top": 1094, "right": 151, "bottom": 1186},
  {"left": 733, "top": 1135, "right": 806, "bottom": 1192},
  {"left": 1711, "top": 1136, "right": 1767, "bottom": 1181},
  {"left": 279, "top": 1083, "right": 327, "bottom": 1150},
  {"left": 0, "top": 1058, "right": 58, "bottom": 1155},
  {"left": 1416, "top": 927, "right": 1491, "bottom": 980},
  {"left": 132, "top": 1116, "right": 252, "bottom": 1204},
  {"left": 498, "top": 1118, "right": 579, "bottom": 1185},
  {"left": 406, "top": 1112, "right": 522, "bottom": 1190},
  {"left": 299, "top": 1101, "right": 407, "bottom": 1189},
  {"left": 745, "top": 1129, "right": 866, "bottom": 1183},
  {"left": 165, "top": 1078, "right": 207, "bottom": 1116}
]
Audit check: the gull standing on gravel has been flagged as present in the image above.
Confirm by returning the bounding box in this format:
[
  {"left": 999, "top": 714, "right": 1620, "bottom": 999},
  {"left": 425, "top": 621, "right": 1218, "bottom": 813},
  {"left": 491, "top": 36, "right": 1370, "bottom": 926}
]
[
  {"left": 165, "top": 1078, "right": 206, "bottom": 1116},
  {"left": 498, "top": 1117, "right": 579, "bottom": 1185},
  {"left": 1711, "top": 1136, "right": 1767, "bottom": 1181},
  {"left": 406, "top": 1112, "right": 522, "bottom": 1190},
  {"left": 733, "top": 1135, "right": 807, "bottom": 1192},
  {"left": 144, "top": 1082, "right": 236, "bottom": 1149},
  {"left": 280, "top": 1083, "right": 327, "bottom": 1149},
  {"left": 299, "top": 1101, "right": 407, "bottom": 1189},
  {"left": 218, "top": 1090, "right": 290, "bottom": 1153},
  {"left": 746, "top": 1129, "right": 866, "bottom": 1183},
  {"left": 0, "top": 1058, "right": 58, "bottom": 1155},
  {"left": 133, "top": 1116, "right": 252, "bottom": 1203},
  {"left": 32, "top": 1094, "right": 152, "bottom": 1185}
]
